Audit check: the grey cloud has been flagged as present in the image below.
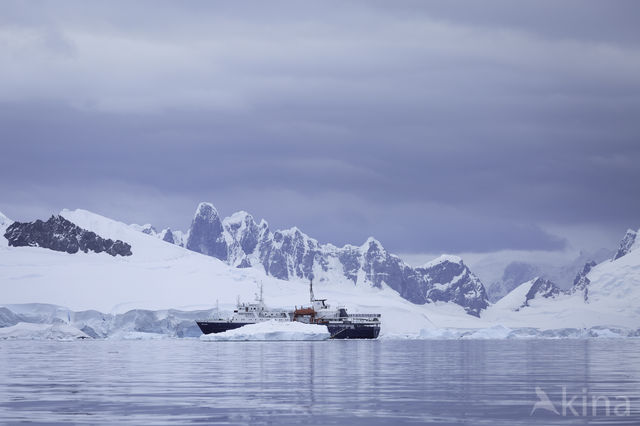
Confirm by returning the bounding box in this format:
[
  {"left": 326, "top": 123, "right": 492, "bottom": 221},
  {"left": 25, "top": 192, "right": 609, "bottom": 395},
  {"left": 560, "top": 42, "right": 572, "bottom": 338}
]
[{"left": 1, "top": 1, "right": 639, "bottom": 254}]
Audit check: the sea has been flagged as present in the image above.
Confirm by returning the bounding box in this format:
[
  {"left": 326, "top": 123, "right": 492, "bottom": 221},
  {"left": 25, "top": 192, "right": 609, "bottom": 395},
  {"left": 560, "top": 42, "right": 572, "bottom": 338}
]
[{"left": 0, "top": 339, "right": 639, "bottom": 425}]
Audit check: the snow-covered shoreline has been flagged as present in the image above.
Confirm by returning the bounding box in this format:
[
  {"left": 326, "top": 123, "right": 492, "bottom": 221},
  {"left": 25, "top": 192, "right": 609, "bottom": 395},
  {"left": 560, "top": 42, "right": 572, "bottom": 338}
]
[
  {"left": 1, "top": 304, "right": 638, "bottom": 341},
  {"left": 2, "top": 209, "right": 640, "bottom": 340}
]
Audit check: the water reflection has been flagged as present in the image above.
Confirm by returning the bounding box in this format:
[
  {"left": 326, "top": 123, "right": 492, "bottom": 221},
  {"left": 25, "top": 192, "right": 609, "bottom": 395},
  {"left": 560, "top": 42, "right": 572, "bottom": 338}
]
[{"left": 0, "top": 339, "right": 638, "bottom": 424}]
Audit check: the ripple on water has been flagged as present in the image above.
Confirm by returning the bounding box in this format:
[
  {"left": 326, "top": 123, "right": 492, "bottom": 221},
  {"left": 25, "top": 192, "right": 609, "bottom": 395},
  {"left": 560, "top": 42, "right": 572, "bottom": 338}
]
[{"left": 0, "top": 339, "right": 639, "bottom": 424}]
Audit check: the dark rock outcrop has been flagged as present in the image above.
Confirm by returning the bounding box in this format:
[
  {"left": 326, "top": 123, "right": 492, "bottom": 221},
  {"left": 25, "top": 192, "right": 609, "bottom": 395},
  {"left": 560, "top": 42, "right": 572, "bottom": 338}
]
[
  {"left": 613, "top": 229, "right": 637, "bottom": 260},
  {"left": 571, "top": 260, "right": 596, "bottom": 302},
  {"left": 4, "top": 215, "right": 132, "bottom": 257},
  {"left": 519, "top": 277, "right": 561, "bottom": 309},
  {"left": 163, "top": 228, "right": 176, "bottom": 243}
]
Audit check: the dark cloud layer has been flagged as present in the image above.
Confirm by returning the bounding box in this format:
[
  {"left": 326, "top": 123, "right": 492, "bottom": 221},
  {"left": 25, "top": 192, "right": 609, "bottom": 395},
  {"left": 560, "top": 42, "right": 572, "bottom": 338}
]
[{"left": 1, "top": 1, "right": 639, "bottom": 253}]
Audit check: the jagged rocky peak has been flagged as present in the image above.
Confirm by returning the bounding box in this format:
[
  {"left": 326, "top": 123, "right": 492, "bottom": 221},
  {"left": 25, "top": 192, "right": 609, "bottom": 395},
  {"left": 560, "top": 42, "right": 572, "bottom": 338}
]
[
  {"left": 261, "top": 226, "right": 322, "bottom": 281},
  {"left": 361, "top": 237, "right": 386, "bottom": 257},
  {"left": 419, "top": 256, "right": 468, "bottom": 289},
  {"left": 194, "top": 202, "right": 220, "bottom": 221},
  {"left": 613, "top": 229, "right": 638, "bottom": 260},
  {"left": 571, "top": 260, "right": 597, "bottom": 302},
  {"left": 186, "top": 202, "right": 228, "bottom": 259},
  {"left": 223, "top": 211, "right": 260, "bottom": 257},
  {"left": 223, "top": 210, "right": 255, "bottom": 229},
  {"left": 4, "top": 215, "right": 132, "bottom": 257},
  {"left": 519, "top": 277, "right": 561, "bottom": 309},
  {"left": 154, "top": 201, "right": 490, "bottom": 316},
  {"left": 573, "top": 261, "right": 596, "bottom": 286},
  {"left": 162, "top": 228, "right": 175, "bottom": 243},
  {"left": 417, "top": 255, "right": 489, "bottom": 317}
]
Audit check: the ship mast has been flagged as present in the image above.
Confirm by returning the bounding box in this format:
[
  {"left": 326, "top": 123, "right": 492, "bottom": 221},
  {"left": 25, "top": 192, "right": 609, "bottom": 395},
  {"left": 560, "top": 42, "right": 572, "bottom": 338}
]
[{"left": 309, "top": 278, "right": 314, "bottom": 303}]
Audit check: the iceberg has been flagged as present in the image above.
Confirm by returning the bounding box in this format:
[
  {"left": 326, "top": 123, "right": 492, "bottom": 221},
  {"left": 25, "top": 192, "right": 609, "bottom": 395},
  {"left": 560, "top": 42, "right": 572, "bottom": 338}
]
[
  {"left": 0, "top": 322, "right": 89, "bottom": 340},
  {"left": 199, "top": 320, "right": 330, "bottom": 341}
]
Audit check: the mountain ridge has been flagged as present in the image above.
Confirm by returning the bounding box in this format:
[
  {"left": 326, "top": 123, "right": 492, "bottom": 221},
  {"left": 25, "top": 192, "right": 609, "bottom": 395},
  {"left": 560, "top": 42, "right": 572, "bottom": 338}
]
[{"left": 144, "top": 202, "right": 489, "bottom": 316}]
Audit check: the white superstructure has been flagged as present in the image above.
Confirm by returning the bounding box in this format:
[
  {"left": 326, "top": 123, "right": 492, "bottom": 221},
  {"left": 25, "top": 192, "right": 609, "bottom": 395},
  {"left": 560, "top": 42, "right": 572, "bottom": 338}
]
[{"left": 227, "top": 285, "right": 291, "bottom": 323}]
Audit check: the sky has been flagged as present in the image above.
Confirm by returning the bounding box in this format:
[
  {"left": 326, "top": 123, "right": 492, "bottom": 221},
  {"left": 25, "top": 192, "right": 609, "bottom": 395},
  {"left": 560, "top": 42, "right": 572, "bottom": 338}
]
[{"left": 1, "top": 0, "right": 639, "bottom": 260}]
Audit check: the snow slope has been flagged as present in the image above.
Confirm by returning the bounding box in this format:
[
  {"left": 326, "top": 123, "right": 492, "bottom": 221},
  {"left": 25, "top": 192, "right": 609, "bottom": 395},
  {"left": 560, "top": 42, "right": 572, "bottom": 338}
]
[
  {"left": 482, "top": 244, "right": 640, "bottom": 329},
  {"left": 2, "top": 208, "right": 299, "bottom": 313},
  {"left": 0, "top": 211, "right": 12, "bottom": 233}
]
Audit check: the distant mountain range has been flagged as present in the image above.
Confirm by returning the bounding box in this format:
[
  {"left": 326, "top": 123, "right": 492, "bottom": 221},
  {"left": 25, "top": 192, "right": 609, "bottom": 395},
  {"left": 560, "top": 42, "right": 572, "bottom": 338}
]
[
  {"left": 1, "top": 206, "right": 639, "bottom": 337},
  {"left": 486, "top": 227, "right": 640, "bottom": 319},
  {"left": 133, "top": 202, "right": 489, "bottom": 316},
  {"left": 485, "top": 247, "right": 613, "bottom": 303},
  {"left": 3, "top": 201, "right": 637, "bottom": 319}
]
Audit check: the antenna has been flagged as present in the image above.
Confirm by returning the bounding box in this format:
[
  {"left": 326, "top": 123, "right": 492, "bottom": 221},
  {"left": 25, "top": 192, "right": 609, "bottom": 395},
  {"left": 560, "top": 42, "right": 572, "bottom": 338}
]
[
  {"left": 310, "top": 278, "right": 314, "bottom": 303},
  {"left": 255, "top": 282, "right": 264, "bottom": 303}
]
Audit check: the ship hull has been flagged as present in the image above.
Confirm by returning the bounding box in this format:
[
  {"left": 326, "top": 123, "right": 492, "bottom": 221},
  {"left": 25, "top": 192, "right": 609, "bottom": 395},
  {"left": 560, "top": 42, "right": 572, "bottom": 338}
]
[
  {"left": 197, "top": 321, "right": 380, "bottom": 339},
  {"left": 326, "top": 324, "right": 380, "bottom": 339},
  {"left": 196, "top": 321, "right": 253, "bottom": 335}
]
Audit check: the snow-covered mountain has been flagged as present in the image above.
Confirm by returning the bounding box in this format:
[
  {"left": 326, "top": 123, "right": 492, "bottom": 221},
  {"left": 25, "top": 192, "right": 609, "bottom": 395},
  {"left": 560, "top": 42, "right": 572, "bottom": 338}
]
[
  {"left": 486, "top": 262, "right": 541, "bottom": 303},
  {"left": 142, "top": 202, "right": 489, "bottom": 316},
  {"left": 485, "top": 248, "right": 613, "bottom": 303},
  {"left": 483, "top": 226, "right": 640, "bottom": 329},
  {"left": 1, "top": 208, "right": 493, "bottom": 337}
]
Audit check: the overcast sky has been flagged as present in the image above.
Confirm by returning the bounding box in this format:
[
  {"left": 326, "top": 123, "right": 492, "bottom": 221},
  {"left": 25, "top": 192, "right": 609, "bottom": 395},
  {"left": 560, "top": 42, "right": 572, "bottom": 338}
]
[{"left": 1, "top": 0, "right": 639, "bottom": 255}]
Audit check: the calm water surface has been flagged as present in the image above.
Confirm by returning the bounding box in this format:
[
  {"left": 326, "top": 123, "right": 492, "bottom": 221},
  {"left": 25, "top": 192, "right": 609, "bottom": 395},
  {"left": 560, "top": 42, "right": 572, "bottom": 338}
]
[{"left": 0, "top": 339, "right": 639, "bottom": 425}]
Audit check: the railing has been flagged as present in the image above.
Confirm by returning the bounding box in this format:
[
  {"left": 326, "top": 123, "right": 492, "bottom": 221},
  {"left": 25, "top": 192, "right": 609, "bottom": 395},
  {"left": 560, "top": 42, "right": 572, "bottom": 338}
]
[{"left": 347, "top": 313, "right": 381, "bottom": 318}]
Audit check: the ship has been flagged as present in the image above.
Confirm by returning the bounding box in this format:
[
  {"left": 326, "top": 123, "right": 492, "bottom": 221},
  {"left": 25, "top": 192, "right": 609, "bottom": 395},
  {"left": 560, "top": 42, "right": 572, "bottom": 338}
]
[
  {"left": 196, "top": 281, "right": 381, "bottom": 339},
  {"left": 196, "top": 285, "right": 291, "bottom": 335},
  {"left": 292, "top": 279, "right": 381, "bottom": 339}
]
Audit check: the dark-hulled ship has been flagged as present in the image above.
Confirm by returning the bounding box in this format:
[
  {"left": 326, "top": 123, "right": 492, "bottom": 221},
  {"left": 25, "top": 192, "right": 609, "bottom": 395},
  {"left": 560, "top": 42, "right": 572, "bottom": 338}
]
[
  {"left": 292, "top": 280, "right": 380, "bottom": 339},
  {"left": 196, "top": 281, "right": 381, "bottom": 339},
  {"left": 196, "top": 286, "right": 291, "bottom": 335}
]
